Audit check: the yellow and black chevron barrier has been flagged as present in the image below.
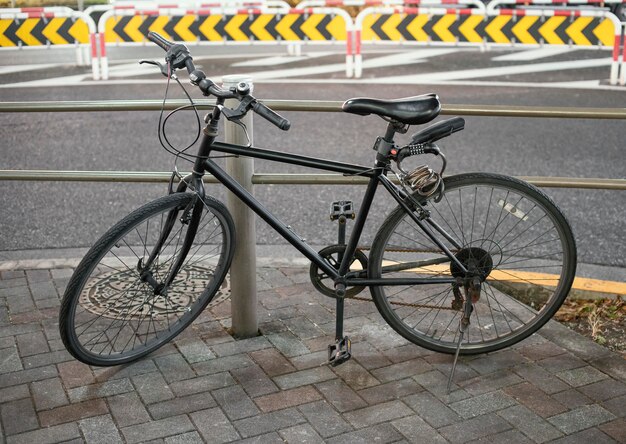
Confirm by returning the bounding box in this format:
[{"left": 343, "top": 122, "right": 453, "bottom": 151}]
[
  {"left": 103, "top": 12, "right": 348, "bottom": 43},
  {"left": 97, "top": 6, "right": 353, "bottom": 79},
  {"left": 354, "top": 7, "right": 623, "bottom": 81},
  {"left": 0, "top": 7, "right": 100, "bottom": 79},
  {"left": 0, "top": 8, "right": 91, "bottom": 47},
  {"left": 359, "top": 11, "right": 616, "bottom": 46},
  {"left": 0, "top": 17, "right": 90, "bottom": 46}
]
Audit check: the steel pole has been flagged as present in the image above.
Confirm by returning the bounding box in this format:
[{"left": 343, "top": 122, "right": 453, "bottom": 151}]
[{"left": 223, "top": 75, "right": 258, "bottom": 339}]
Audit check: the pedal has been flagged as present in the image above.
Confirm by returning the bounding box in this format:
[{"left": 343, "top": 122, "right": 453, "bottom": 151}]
[
  {"left": 328, "top": 336, "right": 351, "bottom": 367},
  {"left": 330, "top": 201, "right": 355, "bottom": 221}
]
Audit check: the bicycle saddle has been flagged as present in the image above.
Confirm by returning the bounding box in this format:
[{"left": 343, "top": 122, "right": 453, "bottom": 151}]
[{"left": 342, "top": 94, "right": 441, "bottom": 125}]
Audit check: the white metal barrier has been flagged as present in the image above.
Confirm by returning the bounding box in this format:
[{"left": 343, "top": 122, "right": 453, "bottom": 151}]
[
  {"left": 0, "top": 6, "right": 100, "bottom": 79},
  {"left": 1, "top": 1, "right": 625, "bottom": 85},
  {"left": 354, "top": 5, "right": 624, "bottom": 83},
  {"left": 486, "top": 0, "right": 626, "bottom": 85},
  {"left": 95, "top": 4, "right": 354, "bottom": 79}
]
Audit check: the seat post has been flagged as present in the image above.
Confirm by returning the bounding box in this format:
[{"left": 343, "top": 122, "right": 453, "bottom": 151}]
[
  {"left": 375, "top": 122, "right": 399, "bottom": 165},
  {"left": 383, "top": 122, "right": 397, "bottom": 142}
]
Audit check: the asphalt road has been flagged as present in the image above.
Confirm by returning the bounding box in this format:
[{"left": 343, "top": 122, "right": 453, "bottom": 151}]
[{"left": 1, "top": 46, "right": 624, "bottom": 268}]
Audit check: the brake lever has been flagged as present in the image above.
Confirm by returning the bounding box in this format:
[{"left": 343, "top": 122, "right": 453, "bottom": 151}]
[
  {"left": 220, "top": 95, "right": 255, "bottom": 121},
  {"left": 139, "top": 60, "right": 177, "bottom": 79}
]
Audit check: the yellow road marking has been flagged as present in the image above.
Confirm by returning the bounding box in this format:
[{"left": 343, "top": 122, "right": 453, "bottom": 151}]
[{"left": 380, "top": 261, "right": 626, "bottom": 295}]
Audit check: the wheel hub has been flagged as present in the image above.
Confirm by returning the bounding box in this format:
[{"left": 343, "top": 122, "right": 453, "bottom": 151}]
[{"left": 450, "top": 247, "right": 493, "bottom": 280}]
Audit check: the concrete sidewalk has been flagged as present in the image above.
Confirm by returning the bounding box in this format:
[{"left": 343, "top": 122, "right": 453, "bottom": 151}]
[{"left": 0, "top": 264, "right": 625, "bottom": 444}]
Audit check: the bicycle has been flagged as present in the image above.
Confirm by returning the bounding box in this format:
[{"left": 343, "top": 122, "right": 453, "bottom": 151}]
[{"left": 59, "top": 32, "right": 577, "bottom": 387}]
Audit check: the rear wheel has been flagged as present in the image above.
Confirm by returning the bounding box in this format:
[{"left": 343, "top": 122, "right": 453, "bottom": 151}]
[
  {"left": 59, "top": 193, "right": 235, "bottom": 366},
  {"left": 369, "top": 173, "right": 576, "bottom": 354}
]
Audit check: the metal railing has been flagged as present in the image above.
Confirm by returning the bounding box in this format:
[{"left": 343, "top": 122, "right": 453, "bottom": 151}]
[
  {"left": 3, "top": 99, "right": 626, "bottom": 119},
  {"left": 0, "top": 170, "right": 624, "bottom": 190},
  {"left": 1, "top": 99, "right": 625, "bottom": 190}
]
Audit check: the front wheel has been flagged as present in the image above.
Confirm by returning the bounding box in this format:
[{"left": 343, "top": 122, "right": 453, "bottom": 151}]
[
  {"left": 59, "top": 192, "right": 235, "bottom": 366},
  {"left": 369, "top": 173, "right": 576, "bottom": 355}
]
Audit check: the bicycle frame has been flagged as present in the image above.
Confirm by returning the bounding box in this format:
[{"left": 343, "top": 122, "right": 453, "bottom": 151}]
[{"left": 196, "top": 140, "right": 468, "bottom": 288}]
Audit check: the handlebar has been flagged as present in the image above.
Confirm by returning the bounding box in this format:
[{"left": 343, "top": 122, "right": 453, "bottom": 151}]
[
  {"left": 252, "top": 102, "right": 291, "bottom": 131},
  {"left": 146, "top": 31, "right": 291, "bottom": 131},
  {"left": 148, "top": 31, "right": 173, "bottom": 52}
]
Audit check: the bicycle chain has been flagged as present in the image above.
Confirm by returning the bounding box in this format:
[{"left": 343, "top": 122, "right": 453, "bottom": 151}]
[{"left": 346, "top": 246, "right": 458, "bottom": 310}]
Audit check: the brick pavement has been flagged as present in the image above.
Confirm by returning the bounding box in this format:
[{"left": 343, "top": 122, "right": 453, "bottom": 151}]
[{"left": 0, "top": 265, "right": 625, "bottom": 444}]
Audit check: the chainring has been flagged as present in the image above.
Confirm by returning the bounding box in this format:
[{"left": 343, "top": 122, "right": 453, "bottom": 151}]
[{"left": 309, "top": 245, "right": 369, "bottom": 298}]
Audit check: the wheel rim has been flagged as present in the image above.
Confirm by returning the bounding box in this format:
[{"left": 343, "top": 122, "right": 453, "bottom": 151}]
[
  {"left": 68, "top": 196, "right": 230, "bottom": 363},
  {"left": 372, "top": 176, "right": 575, "bottom": 352}
]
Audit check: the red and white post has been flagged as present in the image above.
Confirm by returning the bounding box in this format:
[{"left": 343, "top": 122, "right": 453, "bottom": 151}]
[{"left": 619, "top": 24, "right": 626, "bottom": 86}]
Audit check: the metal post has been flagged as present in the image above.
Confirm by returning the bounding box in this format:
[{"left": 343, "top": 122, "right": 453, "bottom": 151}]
[{"left": 223, "top": 75, "right": 258, "bottom": 338}]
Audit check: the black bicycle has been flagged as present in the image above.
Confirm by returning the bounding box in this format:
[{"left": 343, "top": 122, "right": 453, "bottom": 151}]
[{"left": 59, "top": 32, "right": 577, "bottom": 375}]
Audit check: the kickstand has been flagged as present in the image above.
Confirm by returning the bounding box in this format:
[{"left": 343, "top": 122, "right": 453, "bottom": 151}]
[{"left": 446, "top": 294, "right": 473, "bottom": 394}]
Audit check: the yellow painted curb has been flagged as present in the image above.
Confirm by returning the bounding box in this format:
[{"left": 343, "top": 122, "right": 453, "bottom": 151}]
[{"left": 380, "top": 261, "right": 626, "bottom": 296}]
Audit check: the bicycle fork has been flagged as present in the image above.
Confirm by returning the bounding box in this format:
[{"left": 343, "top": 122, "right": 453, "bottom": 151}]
[{"left": 138, "top": 178, "right": 205, "bottom": 295}]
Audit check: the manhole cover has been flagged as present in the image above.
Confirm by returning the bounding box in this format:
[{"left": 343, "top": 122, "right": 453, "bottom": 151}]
[{"left": 79, "top": 264, "right": 230, "bottom": 320}]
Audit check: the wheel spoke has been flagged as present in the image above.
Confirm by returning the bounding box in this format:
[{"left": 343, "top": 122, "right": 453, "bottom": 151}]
[
  {"left": 63, "top": 194, "right": 233, "bottom": 365},
  {"left": 370, "top": 174, "right": 574, "bottom": 355}
]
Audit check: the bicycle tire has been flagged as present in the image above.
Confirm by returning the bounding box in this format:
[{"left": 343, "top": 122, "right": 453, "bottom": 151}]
[
  {"left": 59, "top": 192, "right": 235, "bottom": 366},
  {"left": 368, "top": 172, "right": 576, "bottom": 355}
]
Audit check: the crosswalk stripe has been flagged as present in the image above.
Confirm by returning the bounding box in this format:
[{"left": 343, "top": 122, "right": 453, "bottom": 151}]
[
  {"left": 374, "top": 57, "right": 612, "bottom": 82},
  {"left": 491, "top": 47, "right": 578, "bottom": 61},
  {"left": 1, "top": 46, "right": 615, "bottom": 91}
]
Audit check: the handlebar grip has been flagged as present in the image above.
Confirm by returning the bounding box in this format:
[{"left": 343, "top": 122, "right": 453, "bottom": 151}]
[
  {"left": 252, "top": 102, "right": 290, "bottom": 131},
  {"left": 147, "top": 31, "right": 174, "bottom": 51}
]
